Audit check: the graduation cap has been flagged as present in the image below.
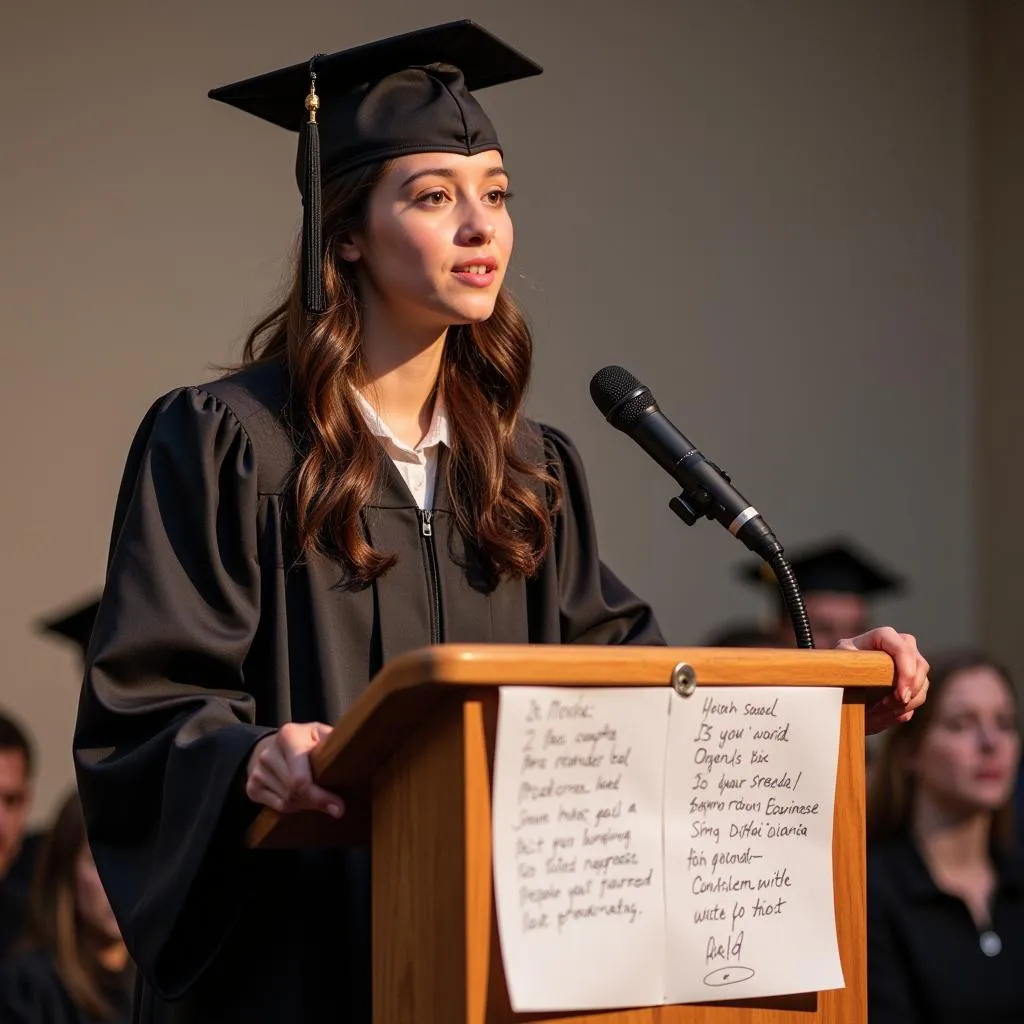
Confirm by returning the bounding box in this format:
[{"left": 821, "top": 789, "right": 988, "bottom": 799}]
[
  {"left": 38, "top": 596, "right": 101, "bottom": 663},
  {"left": 740, "top": 539, "right": 904, "bottom": 601},
  {"left": 208, "top": 20, "right": 542, "bottom": 314}
]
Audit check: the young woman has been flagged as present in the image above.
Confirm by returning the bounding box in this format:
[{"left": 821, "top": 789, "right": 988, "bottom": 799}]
[
  {"left": 867, "top": 651, "right": 1024, "bottom": 1023},
  {"left": 72, "top": 21, "right": 929, "bottom": 1024},
  {"left": 0, "top": 793, "right": 132, "bottom": 1024}
]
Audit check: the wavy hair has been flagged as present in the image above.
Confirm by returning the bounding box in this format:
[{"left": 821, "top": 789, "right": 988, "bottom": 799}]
[
  {"left": 243, "top": 162, "right": 559, "bottom": 582},
  {"left": 25, "top": 793, "right": 124, "bottom": 1020}
]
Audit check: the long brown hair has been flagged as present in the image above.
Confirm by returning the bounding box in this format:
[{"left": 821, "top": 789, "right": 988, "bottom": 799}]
[
  {"left": 243, "top": 161, "right": 559, "bottom": 583},
  {"left": 25, "top": 792, "right": 123, "bottom": 1020},
  {"left": 867, "top": 650, "right": 1019, "bottom": 852}
]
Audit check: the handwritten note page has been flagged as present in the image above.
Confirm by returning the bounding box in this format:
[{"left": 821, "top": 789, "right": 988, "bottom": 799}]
[
  {"left": 663, "top": 686, "right": 844, "bottom": 1002},
  {"left": 492, "top": 685, "right": 845, "bottom": 1012},
  {"left": 492, "top": 687, "right": 670, "bottom": 1011}
]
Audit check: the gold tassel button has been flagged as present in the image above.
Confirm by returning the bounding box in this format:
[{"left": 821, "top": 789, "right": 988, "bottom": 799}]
[{"left": 305, "top": 81, "right": 320, "bottom": 124}]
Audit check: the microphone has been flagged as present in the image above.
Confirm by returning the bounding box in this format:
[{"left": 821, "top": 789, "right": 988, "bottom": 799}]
[{"left": 589, "top": 365, "right": 783, "bottom": 561}]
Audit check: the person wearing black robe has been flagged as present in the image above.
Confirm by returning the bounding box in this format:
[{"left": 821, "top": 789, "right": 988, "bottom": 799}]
[
  {"left": 737, "top": 539, "right": 904, "bottom": 651},
  {"left": 0, "top": 834, "right": 41, "bottom": 963},
  {"left": 0, "top": 603, "right": 102, "bottom": 965},
  {"left": 76, "top": 357, "right": 659, "bottom": 1023},
  {"left": 0, "top": 950, "right": 131, "bottom": 1024},
  {"left": 0, "top": 794, "right": 133, "bottom": 1024},
  {"left": 0, "top": 601, "right": 101, "bottom": 967},
  {"left": 866, "top": 652, "right": 1024, "bottom": 1022},
  {"left": 0, "top": 713, "right": 39, "bottom": 962},
  {"left": 72, "top": 21, "right": 929, "bottom": 1024},
  {"left": 71, "top": 25, "right": 663, "bottom": 1023}
]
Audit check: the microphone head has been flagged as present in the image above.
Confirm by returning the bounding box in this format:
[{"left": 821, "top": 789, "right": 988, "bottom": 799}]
[{"left": 589, "top": 365, "right": 658, "bottom": 430}]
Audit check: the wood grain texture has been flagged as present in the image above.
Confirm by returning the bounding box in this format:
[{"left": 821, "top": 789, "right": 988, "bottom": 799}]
[
  {"left": 248, "top": 645, "right": 891, "bottom": 848},
  {"left": 372, "top": 700, "right": 470, "bottom": 1024}
]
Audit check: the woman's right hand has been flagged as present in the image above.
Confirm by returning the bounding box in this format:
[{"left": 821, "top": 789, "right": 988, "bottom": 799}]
[{"left": 245, "top": 722, "right": 345, "bottom": 818}]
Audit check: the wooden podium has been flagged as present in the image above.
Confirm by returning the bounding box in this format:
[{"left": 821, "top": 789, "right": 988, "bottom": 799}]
[{"left": 248, "top": 644, "right": 892, "bottom": 1024}]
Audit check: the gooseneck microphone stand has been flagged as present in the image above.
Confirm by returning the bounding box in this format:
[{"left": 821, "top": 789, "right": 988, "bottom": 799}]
[{"left": 763, "top": 551, "right": 815, "bottom": 650}]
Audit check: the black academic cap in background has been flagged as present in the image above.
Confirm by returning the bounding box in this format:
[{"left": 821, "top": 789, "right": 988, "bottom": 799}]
[
  {"left": 740, "top": 540, "right": 904, "bottom": 599},
  {"left": 208, "top": 20, "right": 541, "bottom": 313},
  {"left": 38, "top": 596, "right": 101, "bottom": 662}
]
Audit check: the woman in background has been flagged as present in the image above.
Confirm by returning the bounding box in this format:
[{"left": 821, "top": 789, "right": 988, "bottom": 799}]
[
  {"left": 0, "top": 792, "right": 132, "bottom": 1024},
  {"left": 868, "top": 651, "right": 1024, "bottom": 1023}
]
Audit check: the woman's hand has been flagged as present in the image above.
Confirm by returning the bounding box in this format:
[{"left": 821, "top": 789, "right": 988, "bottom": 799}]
[
  {"left": 836, "top": 627, "right": 930, "bottom": 735},
  {"left": 245, "top": 722, "right": 344, "bottom": 818}
]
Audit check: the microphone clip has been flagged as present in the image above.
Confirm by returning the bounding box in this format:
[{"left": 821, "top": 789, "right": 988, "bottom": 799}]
[{"left": 668, "top": 462, "right": 732, "bottom": 527}]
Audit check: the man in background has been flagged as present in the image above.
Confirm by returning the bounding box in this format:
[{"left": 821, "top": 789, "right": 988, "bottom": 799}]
[
  {"left": 0, "top": 712, "right": 37, "bottom": 958},
  {"left": 740, "top": 538, "right": 904, "bottom": 650},
  {"left": 705, "top": 539, "right": 905, "bottom": 651},
  {"left": 709, "top": 539, "right": 906, "bottom": 790},
  {"left": 0, "top": 595, "right": 103, "bottom": 959}
]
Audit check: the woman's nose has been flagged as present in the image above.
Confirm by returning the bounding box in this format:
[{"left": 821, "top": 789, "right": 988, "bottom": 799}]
[
  {"left": 457, "top": 209, "right": 496, "bottom": 246},
  {"left": 977, "top": 724, "right": 999, "bottom": 750}
]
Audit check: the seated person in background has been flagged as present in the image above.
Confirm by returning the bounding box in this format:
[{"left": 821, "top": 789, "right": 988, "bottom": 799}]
[
  {"left": 738, "top": 537, "right": 904, "bottom": 650},
  {"left": 867, "top": 651, "right": 1024, "bottom": 1024},
  {"left": 702, "top": 622, "right": 777, "bottom": 648},
  {"left": 0, "top": 792, "right": 132, "bottom": 1024},
  {"left": 739, "top": 539, "right": 906, "bottom": 767},
  {"left": 0, "top": 712, "right": 39, "bottom": 960}
]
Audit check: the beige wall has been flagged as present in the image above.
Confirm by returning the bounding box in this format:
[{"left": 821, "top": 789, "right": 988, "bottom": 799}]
[
  {"left": 1, "top": 0, "right": 974, "bottom": 825},
  {"left": 976, "top": 3, "right": 1024, "bottom": 691}
]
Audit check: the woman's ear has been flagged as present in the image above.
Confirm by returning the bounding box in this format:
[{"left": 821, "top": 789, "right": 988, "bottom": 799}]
[{"left": 337, "top": 236, "right": 361, "bottom": 263}]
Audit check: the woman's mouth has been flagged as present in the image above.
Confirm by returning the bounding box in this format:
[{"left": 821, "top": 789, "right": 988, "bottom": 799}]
[{"left": 452, "top": 259, "right": 498, "bottom": 288}]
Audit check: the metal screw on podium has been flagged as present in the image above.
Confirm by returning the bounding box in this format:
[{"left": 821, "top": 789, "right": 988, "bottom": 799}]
[{"left": 670, "top": 662, "right": 697, "bottom": 697}]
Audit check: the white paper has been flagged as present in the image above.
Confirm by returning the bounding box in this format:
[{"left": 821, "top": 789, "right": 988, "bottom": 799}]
[
  {"left": 663, "top": 686, "right": 844, "bottom": 1002},
  {"left": 492, "top": 684, "right": 846, "bottom": 1012},
  {"left": 492, "top": 687, "right": 670, "bottom": 1012}
]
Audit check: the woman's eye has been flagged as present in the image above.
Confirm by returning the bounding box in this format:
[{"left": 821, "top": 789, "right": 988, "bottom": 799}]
[
  {"left": 485, "top": 189, "right": 513, "bottom": 205},
  {"left": 418, "top": 190, "right": 449, "bottom": 206}
]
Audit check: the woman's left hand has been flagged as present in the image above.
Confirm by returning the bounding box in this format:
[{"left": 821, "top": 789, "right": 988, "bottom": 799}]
[{"left": 836, "top": 627, "right": 929, "bottom": 735}]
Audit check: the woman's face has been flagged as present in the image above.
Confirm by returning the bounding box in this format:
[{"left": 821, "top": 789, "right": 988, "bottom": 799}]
[
  {"left": 909, "top": 666, "right": 1020, "bottom": 815},
  {"left": 75, "top": 844, "right": 120, "bottom": 942},
  {"left": 343, "top": 150, "right": 513, "bottom": 332}
]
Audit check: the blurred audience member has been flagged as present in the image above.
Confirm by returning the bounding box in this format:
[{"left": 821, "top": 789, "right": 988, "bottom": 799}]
[
  {"left": 739, "top": 538, "right": 903, "bottom": 650},
  {"left": 702, "top": 622, "right": 776, "bottom": 648},
  {"left": 0, "top": 792, "right": 132, "bottom": 1023},
  {"left": 0, "top": 712, "right": 38, "bottom": 959},
  {"left": 867, "top": 651, "right": 1023, "bottom": 1023},
  {"left": 865, "top": 731, "right": 884, "bottom": 795},
  {"left": 1017, "top": 761, "right": 1024, "bottom": 847}
]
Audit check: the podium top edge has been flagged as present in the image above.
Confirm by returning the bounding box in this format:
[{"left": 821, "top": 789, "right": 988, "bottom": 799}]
[{"left": 373, "top": 644, "right": 893, "bottom": 691}]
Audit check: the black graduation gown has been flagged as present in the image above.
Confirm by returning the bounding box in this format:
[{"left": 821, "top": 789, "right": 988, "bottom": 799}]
[
  {"left": 72, "top": 358, "right": 664, "bottom": 1024},
  {"left": 0, "top": 949, "right": 132, "bottom": 1024},
  {"left": 0, "top": 834, "right": 41, "bottom": 960},
  {"left": 868, "top": 836, "right": 1024, "bottom": 1023}
]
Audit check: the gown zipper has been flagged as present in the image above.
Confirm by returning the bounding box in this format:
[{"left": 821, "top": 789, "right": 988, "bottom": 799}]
[{"left": 419, "top": 509, "right": 442, "bottom": 645}]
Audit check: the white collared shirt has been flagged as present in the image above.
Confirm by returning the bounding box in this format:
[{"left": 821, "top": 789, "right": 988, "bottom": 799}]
[{"left": 353, "top": 390, "right": 450, "bottom": 509}]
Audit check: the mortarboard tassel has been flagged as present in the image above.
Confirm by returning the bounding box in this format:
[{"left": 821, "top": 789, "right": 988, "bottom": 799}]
[{"left": 302, "top": 59, "right": 326, "bottom": 314}]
